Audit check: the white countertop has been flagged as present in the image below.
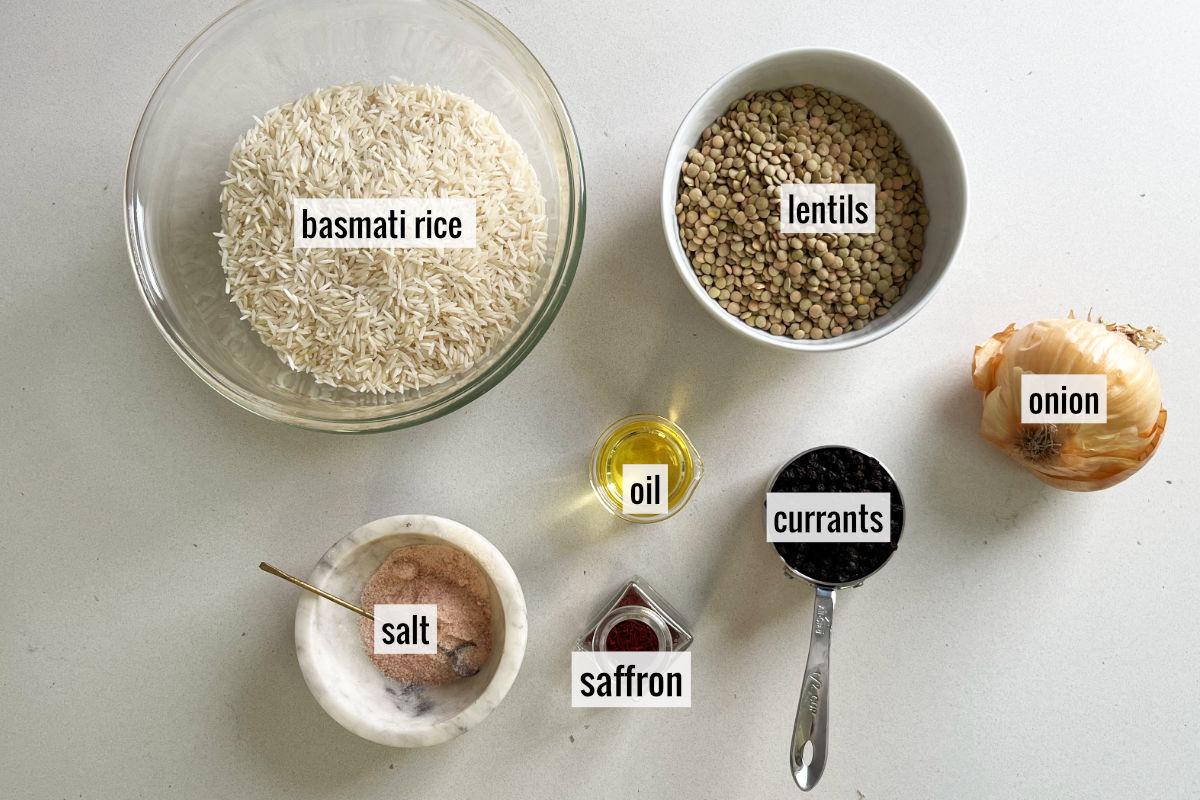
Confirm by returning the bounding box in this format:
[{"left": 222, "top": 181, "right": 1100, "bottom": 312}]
[{"left": 3, "top": 2, "right": 1198, "bottom": 798}]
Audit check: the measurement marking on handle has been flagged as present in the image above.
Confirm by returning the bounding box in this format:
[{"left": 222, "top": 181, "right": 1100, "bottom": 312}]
[{"left": 804, "top": 672, "right": 823, "bottom": 715}]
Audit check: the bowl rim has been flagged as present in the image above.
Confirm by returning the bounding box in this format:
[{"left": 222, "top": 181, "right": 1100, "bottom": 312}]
[
  {"left": 659, "top": 46, "right": 968, "bottom": 352},
  {"left": 294, "top": 514, "right": 528, "bottom": 747},
  {"left": 124, "top": 0, "right": 586, "bottom": 433}
]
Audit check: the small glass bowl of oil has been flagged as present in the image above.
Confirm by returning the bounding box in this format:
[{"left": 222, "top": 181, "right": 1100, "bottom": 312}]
[{"left": 589, "top": 414, "right": 704, "bottom": 523}]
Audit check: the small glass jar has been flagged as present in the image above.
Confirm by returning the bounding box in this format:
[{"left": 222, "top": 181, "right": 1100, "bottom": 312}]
[
  {"left": 576, "top": 577, "right": 693, "bottom": 653},
  {"left": 589, "top": 414, "right": 704, "bottom": 523}
]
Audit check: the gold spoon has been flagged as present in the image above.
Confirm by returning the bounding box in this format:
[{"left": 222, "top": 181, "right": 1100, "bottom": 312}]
[{"left": 259, "top": 562, "right": 374, "bottom": 620}]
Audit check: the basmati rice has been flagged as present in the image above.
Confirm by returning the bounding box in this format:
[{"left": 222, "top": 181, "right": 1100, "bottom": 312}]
[{"left": 216, "top": 82, "right": 547, "bottom": 393}]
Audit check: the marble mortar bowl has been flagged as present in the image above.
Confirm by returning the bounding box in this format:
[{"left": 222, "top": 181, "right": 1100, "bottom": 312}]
[{"left": 295, "top": 514, "right": 527, "bottom": 746}]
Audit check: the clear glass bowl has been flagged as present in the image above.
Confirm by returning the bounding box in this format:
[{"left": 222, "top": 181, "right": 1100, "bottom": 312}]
[
  {"left": 589, "top": 414, "right": 705, "bottom": 523},
  {"left": 125, "top": 0, "right": 585, "bottom": 432}
]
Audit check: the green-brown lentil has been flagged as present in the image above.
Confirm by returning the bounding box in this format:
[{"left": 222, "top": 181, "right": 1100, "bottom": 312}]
[{"left": 675, "top": 85, "right": 928, "bottom": 340}]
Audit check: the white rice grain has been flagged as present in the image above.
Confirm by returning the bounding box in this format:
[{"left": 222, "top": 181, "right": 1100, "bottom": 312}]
[{"left": 216, "top": 82, "right": 547, "bottom": 393}]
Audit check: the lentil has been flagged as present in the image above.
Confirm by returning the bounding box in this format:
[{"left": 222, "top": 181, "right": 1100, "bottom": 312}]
[{"left": 676, "top": 85, "right": 928, "bottom": 340}]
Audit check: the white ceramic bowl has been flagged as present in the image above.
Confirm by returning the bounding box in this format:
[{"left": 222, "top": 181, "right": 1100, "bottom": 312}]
[
  {"left": 294, "top": 515, "right": 526, "bottom": 747},
  {"left": 661, "top": 48, "right": 967, "bottom": 350}
]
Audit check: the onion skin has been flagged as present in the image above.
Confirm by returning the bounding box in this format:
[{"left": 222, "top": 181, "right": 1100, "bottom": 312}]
[{"left": 972, "top": 318, "right": 1167, "bottom": 491}]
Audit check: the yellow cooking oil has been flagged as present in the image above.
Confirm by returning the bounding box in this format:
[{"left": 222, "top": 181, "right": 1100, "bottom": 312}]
[{"left": 592, "top": 415, "right": 700, "bottom": 517}]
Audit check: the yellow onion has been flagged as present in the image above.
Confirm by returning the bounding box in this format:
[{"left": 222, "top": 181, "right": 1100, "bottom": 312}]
[{"left": 972, "top": 317, "right": 1167, "bottom": 491}]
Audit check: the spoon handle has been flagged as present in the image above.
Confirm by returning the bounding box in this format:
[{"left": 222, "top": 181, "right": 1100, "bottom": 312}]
[
  {"left": 259, "top": 562, "right": 374, "bottom": 620},
  {"left": 791, "top": 585, "right": 836, "bottom": 791}
]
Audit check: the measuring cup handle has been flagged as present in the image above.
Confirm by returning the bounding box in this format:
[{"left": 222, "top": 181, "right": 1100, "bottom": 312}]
[{"left": 791, "top": 585, "right": 836, "bottom": 791}]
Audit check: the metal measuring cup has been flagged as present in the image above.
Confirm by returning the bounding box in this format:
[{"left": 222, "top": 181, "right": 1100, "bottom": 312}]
[{"left": 765, "top": 445, "right": 906, "bottom": 792}]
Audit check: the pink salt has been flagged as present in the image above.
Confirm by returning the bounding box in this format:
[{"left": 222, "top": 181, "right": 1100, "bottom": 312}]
[{"left": 359, "top": 545, "right": 492, "bottom": 685}]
